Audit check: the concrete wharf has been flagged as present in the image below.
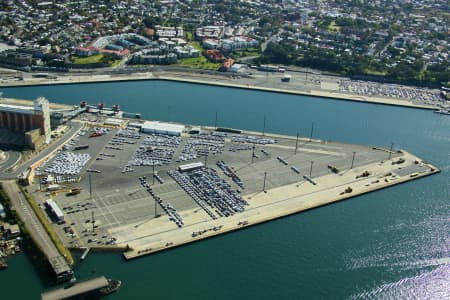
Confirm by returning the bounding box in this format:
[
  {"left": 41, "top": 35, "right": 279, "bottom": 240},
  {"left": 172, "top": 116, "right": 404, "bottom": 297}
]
[{"left": 41, "top": 276, "right": 108, "bottom": 300}]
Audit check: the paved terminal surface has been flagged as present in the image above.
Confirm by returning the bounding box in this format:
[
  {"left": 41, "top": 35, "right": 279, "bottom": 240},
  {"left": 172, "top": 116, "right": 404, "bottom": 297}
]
[
  {"left": 41, "top": 276, "right": 108, "bottom": 300},
  {"left": 27, "top": 118, "right": 439, "bottom": 259}
]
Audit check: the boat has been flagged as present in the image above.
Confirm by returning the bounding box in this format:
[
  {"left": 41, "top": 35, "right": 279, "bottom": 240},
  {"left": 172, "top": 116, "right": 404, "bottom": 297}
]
[
  {"left": 434, "top": 108, "right": 450, "bottom": 115},
  {"left": 0, "top": 261, "right": 8, "bottom": 270},
  {"left": 99, "top": 279, "right": 122, "bottom": 295}
]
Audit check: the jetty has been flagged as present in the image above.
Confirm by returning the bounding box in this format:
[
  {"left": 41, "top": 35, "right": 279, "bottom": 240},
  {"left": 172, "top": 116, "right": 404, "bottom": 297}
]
[{"left": 41, "top": 276, "right": 113, "bottom": 300}]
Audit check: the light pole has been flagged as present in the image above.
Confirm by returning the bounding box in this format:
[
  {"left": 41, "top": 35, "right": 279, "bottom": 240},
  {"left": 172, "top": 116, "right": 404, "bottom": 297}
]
[
  {"left": 152, "top": 161, "right": 155, "bottom": 185},
  {"left": 91, "top": 211, "right": 95, "bottom": 233},
  {"left": 251, "top": 143, "right": 256, "bottom": 163},
  {"left": 262, "top": 172, "right": 267, "bottom": 192},
  {"left": 89, "top": 173, "right": 92, "bottom": 199},
  {"left": 388, "top": 142, "right": 394, "bottom": 160},
  {"left": 309, "top": 161, "right": 314, "bottom": 177},
  {"left": 351, "top": 151, "right": 356, "bottom": 169}
]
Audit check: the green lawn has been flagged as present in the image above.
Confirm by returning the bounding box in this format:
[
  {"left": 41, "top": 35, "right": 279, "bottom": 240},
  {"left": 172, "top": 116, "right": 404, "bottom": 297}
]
[
  {"left": 72, "top": 54, "right": 122, "bottom": 67},
  {"left": 364, "top": 68, "right": 388, "bottom": 76},
  {"left": 232, "top": 48, "right": 261, "bottom": 58},
  {"left": 109, "top": 58, "right": 123, "bottom": 68},
  {"left": 185, "top": 32, "right": 194, "bottom": 41},
  {"left": 71, "top": 54, "right": 105, "bottom": 64},
  {"left": 190, "top": 41, "right": 204, "bottom": 51},
  {"left": 328, "top": 21, "right": 341, "bottom": 32},
  {"left": 175, "top": 56, "right": 221, "bottom": 70}
]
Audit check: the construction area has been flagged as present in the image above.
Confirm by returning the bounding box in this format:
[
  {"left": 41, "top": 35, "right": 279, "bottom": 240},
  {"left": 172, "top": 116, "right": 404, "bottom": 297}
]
[{"left": 26, "top": 115, "right": 439, "bottom": 259}]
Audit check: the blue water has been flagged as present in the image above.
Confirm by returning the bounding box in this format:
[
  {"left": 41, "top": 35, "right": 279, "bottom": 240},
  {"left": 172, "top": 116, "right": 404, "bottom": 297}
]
[{"left": 1, "top": 80, "right": 449, "bottom": 299}]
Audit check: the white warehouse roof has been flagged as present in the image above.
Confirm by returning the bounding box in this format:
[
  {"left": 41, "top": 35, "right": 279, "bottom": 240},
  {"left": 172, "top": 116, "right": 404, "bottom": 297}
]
[
  {"left": 0, "top": 103, "right": 35, "bottom": 115},
  {"left": 179, "top": 162, "right": 204, "bottom": 172},
  {"left": 104, "top": 118, "right": 124, "bottom": 127},
  {"left": 141, "top": 121, "right": 184, "bottom": 136}
]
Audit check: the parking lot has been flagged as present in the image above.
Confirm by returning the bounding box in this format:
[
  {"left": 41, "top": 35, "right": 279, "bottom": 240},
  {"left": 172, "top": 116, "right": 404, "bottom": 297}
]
[
  {"left": 30, "top": 119, "right": 400, "bottom": 249},
  {"left": 338, "top": 79, "right": 444, "bottom": 105}
]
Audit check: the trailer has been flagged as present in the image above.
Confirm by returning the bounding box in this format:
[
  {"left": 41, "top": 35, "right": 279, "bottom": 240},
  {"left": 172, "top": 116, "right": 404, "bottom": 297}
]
[
  {"left": 45, "top": 199, "right": 65, "bottom": 224},
  {"left": 74, "top": 144, "right": 89, "bottom": 150}
]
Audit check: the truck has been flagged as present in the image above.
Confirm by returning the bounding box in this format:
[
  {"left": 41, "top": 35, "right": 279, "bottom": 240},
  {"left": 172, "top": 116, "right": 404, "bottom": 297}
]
[
  {"left": 47, "top": 184, "right": 60, "bottom": 191},
  {"left": 66, "top": 188, "right": 81, "bottom": 196},
  {"left": 74, "top": 144, "right": 89, "bottom": 150},
  {"left": 281, "top": 74, "right": 291, "bottom": 82}
]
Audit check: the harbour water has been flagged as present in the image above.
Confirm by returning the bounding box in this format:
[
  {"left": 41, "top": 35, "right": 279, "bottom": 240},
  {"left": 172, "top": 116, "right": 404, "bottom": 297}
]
[{"left": 1, "top": 80, "right": 449, "bottom": 299}]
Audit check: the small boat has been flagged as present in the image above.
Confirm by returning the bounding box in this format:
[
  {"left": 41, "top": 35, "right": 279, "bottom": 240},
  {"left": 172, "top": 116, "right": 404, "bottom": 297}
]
[
  {"left": 99, "top": 279, "right": 122, "bottom": 295},
  {"left": 434, "top": 108, "right": 450, "bottom": 115},
  {"left": 0, "top": 262, "right": 8, "bottom": 270}
]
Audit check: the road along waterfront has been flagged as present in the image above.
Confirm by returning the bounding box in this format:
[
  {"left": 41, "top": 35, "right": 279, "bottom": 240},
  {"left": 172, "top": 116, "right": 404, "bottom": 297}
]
[
  {"left": 0, "top": 81, "right": 448, "bottom": 299},
  {"left": 0, "top": 70, "right": 441, "bottom": 110}
]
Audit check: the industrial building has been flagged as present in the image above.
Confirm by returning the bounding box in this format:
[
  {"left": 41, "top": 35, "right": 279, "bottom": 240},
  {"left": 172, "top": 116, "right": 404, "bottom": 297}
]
[
  {"left": 140, "top": 121, "right": 184, "bottom": 136},
  {"left": 104, "top": 118, "right": 125, "bottom": 127},
  {"left": 0, "top": 97, "right": 51, "bottom": 149}
]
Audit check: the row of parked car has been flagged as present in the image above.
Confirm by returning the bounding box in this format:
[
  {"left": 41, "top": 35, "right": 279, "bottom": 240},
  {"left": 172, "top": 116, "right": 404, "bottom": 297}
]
[
  {"left": 169, "top": 167, "right": 248, "bottom": 219},
  {"left": 231, "top": 134, "right": 276, "bottom": 145},
  {"left": 177, "top": 133, "right": 225, "bottom": 162},
  {"left": 138, "top": 176, "right": 184, "bottom": 228},
  {"left": 168, "top": 169, "right": 217, "bottom": 220},
  {"left": 129, "top": 134, "right": 182, "bottom": 167},
  {"left": 44, "top": 152, "right": 91, "bottom": 176}
]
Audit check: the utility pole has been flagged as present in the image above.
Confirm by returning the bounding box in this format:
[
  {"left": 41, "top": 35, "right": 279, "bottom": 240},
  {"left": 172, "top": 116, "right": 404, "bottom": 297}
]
[
  {"left": 388, "top": 142, "right": 394, "bottom": 160},
  {"left": 152, "top": 161, "right": 155, "bottom": 185},
  {"left": 309, "top": 161, "right": 314, "bottom": 177},
  {"left": 251, "top": 143, "right": 256, "bottom": 163},
  {"left": 204, "top": 154, "right": 208, "bottom": 167},
  {"left": 89, "top": 173, "right": 92, "bottom": 199},
  {"left": 91, "top": 211, "right": 95, "bottom": 233},
  {"left": 295, "top": 132, "right": 299, "bottom": 154},
  {"left": 262, "top": 172, "right": 267, "bottom": 192},
  {"left": 310, "top": 122, "right": 314, "bottom": 141},
  {"left": 154, "top": 199, "right": 157, "bottom": 217},
  {"left": 262, "top": 115, "right": 266, "bottom": 136},
  {"left": 351, "top": 151, "right": 356, "bottom": 169}
]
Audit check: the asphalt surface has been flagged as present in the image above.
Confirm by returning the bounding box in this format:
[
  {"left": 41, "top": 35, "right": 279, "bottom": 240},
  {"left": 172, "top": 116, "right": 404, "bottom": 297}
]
[
  {"left": 0, "top": 151, "right": 20, "bottom": 173},
  {"left": 27, "top": 122, "right": 399, "bottom": 249}
]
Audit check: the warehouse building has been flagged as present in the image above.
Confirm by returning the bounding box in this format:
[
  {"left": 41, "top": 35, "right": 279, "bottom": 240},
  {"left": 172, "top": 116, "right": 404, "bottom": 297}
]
[{"left": 140, "top": 121, "right": 184, "bottom": 136}]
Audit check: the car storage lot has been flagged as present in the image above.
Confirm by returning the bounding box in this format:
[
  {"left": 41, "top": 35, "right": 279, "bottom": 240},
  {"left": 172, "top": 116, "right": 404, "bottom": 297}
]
[{"left": 32, "top": 123, "right": 396, "bottom": 248}]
